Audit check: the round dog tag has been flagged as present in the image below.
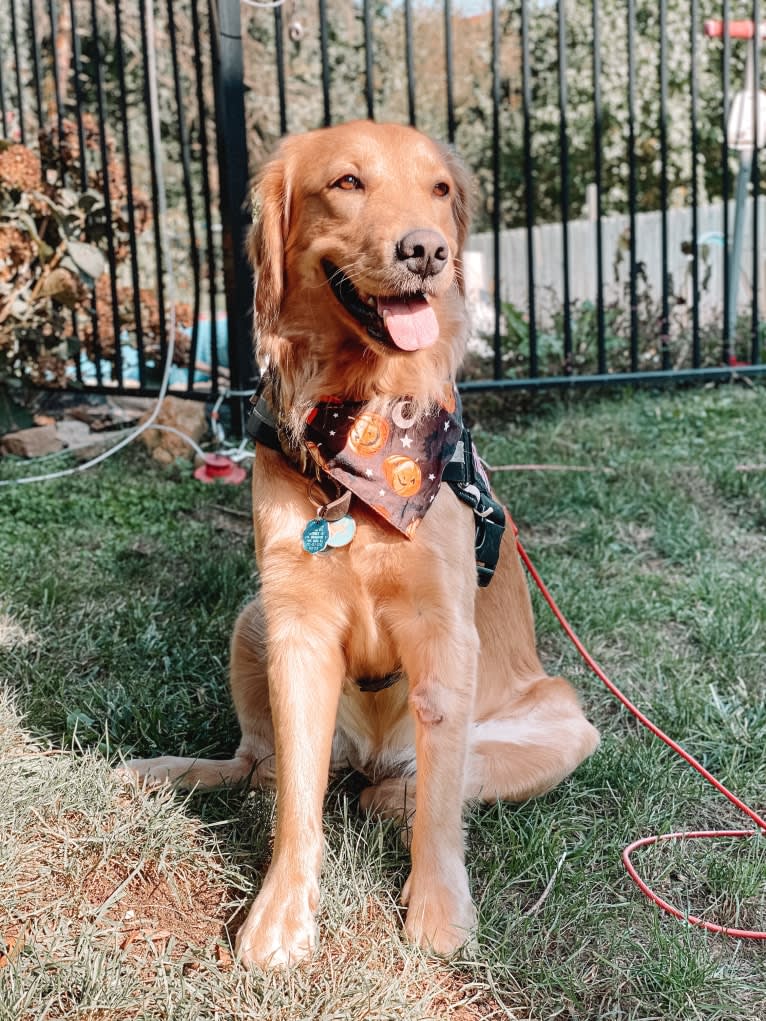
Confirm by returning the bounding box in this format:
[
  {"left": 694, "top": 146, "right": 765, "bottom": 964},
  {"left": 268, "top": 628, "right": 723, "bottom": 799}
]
[
  {"left": 302, "top": 518, "right": 329, "bottom": 554},
  {"left": 327, "top": 514, "right": 357, "bottom": 548}
]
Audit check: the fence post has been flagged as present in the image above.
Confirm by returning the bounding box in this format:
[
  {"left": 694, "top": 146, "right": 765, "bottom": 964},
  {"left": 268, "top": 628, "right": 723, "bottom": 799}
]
[{"left": 213, "top": 0, "right": 256, "bottom": 436}]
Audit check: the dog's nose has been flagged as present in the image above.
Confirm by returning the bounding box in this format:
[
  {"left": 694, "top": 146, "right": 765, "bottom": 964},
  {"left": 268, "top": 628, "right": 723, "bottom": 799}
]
[{"left": 396, "top": 229, "right": 448, "bottom": 277}]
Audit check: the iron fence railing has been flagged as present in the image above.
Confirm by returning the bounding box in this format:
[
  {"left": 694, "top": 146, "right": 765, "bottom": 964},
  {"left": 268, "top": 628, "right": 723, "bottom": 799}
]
[
  {"left": 0, "top": 0, "right": 256, "bottom": 432},
  {"left": 2, "top": 1, "right": 766, "bottom": 436}
]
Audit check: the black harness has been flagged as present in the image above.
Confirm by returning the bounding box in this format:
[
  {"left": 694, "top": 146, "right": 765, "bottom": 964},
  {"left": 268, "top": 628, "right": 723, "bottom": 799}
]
[{"left": 441, "top": 429, "right": 506, "bottom": 588}]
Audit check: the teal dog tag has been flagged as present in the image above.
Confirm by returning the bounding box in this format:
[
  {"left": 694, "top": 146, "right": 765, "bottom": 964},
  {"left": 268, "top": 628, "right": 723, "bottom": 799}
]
[
  {"left": 302, "top": 518, "right": 329, "bottom": 554},
  {"left": 327, "top": 514, "right": 357, "bottom": 548}
]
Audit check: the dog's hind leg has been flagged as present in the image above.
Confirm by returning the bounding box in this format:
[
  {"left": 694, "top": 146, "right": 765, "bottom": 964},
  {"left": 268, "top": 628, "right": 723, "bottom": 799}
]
[
  {"left": 123, "top": 598, "right": 277, "bottom": 789},
  {"left": 360, "top": 675, "right": 598, "bottom": 827},
  {"left": 465, "top": 675, "right": 600, "bottom": 803}
]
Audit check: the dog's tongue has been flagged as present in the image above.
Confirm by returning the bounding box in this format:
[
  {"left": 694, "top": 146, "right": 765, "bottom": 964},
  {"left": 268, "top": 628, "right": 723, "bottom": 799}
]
[{"left": 377, "top": 296, "right": 439, "bottom": 351}]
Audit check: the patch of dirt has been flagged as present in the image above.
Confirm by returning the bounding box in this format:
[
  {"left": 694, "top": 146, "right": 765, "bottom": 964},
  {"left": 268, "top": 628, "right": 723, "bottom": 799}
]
[
  {"left": 4, "top": 750, "right": 514, "bottom": 1017},
  {"left": 84, "top": 860, "right": 510, "bottom": 1017},
  {"left": 426, "top": 970, "right": 508, "bottom": 1020},
  {"left": 79, "top": 858, "right": 235, "bottom": 963},
  {"left": 0, "top": 926, "right": 24, "bottom": 969},
  {"left": 309, "top": 896, "right": 507, "bottom": 1020},
  {"left": 2, "top": 787, "right": 238, "bottom": 972}
]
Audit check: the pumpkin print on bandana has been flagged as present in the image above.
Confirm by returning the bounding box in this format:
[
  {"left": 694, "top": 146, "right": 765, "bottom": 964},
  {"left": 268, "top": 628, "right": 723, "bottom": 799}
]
[
  {"left": 303, "top": 391, "right": 463, "bottom": 537},
  {"left": 347, "top": 413, "right": 389, "bottom": 456},
  {"left": 382, "top": 455, "right": 422, "bottom": 497}
]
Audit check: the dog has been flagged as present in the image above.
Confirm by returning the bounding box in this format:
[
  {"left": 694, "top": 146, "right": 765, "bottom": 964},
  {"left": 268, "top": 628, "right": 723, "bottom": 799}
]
[{"left": 126, "top": 121, "right": 599, "bottom": 969}]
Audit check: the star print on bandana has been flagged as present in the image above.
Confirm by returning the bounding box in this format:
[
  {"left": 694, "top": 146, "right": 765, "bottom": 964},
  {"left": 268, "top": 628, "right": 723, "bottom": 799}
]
[{"left": 303, "top": 389, "right": 463, "bottom": 537}]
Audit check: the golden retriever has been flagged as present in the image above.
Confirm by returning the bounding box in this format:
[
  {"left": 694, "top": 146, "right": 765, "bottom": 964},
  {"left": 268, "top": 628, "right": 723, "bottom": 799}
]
[{"left": 126, "top": 121, "right": 599, "bottom": 968}]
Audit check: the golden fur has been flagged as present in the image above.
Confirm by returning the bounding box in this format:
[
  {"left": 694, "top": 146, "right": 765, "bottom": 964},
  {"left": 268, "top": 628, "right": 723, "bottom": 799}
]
[{"left": 127, "top": 121, "right": 599, "bottom": 969}]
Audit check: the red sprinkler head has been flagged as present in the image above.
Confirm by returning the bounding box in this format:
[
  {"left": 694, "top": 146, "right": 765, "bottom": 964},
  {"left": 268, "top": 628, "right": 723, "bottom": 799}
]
[{"left": 193, "top": 454, "right": 247, "bottom": 485}]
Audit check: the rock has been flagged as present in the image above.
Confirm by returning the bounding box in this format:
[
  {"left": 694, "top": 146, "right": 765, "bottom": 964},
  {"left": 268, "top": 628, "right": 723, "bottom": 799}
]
[
  {"left": 148, "top": 445, "right": 171, "bottom": 466},
  {"left": 53, "top": 418, "right": 93, "bottom": 450},
  {"left": 0, "top": 424, "right": 63, "bottom": 458},
  {"left": 53, "top": 418, "right": 128, "bottom": 461},
  {"left": 112, "top": 396, "right": 155, "bottom": 415},
  {"left": 139, "top": 396, "right": 207, "bottom": 464},
  {"left": 65, "top": 397, "right": 143, "bottom": 432}
]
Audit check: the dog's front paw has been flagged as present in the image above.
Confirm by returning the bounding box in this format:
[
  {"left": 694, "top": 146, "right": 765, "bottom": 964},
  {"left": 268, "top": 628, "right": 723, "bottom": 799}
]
[
  {"left": 401, "top": 865, "right": 477, "bottom": 956},
  {"left": 235, "top": 880, "right": 319, "bottom": 969}
]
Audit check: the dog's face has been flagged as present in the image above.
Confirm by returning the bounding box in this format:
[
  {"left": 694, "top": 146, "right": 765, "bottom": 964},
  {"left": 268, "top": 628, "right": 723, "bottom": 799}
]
[{"left": 250, "top": 121, "right": 472, "bottom": 405}]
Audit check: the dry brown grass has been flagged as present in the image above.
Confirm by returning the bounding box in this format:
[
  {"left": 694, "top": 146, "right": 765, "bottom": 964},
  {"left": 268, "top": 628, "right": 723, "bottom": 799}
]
[{"left": 0, "top": 688, "right": 510, "bottom": 1020}]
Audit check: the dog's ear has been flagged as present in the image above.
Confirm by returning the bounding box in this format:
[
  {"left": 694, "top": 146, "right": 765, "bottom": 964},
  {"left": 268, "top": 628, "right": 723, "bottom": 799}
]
[{"left": 248, "top": 146, "right": 292, "bottom": 333}]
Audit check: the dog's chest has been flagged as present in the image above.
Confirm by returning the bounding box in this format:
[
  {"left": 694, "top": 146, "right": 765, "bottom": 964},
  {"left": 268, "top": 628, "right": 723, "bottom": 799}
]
[
  {"left": 341, "top": 535, "right": 404, "bottom": 673},
  {"left": 338, "top": 487, "right": 471, "bottom": 658}
]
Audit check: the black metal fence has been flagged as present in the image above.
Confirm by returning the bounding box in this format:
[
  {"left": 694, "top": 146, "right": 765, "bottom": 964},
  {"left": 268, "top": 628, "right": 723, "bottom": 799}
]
[
  {"left": 2, "top": 1, "right": 766, "bottom": 434},
  {"left": 0, "top": 0, "right": 255, "bottom": 427}
]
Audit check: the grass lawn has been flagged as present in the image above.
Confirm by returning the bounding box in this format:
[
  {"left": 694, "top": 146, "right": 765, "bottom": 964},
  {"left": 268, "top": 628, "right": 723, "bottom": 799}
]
[{"left": 1, "top": 383, "right": 765, "bottom": 1020}]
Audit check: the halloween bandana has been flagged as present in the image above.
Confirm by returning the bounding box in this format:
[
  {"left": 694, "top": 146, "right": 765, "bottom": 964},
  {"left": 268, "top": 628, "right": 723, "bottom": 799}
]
[{"left": 303, "top": 387, "right": 463, "bottom": 538}]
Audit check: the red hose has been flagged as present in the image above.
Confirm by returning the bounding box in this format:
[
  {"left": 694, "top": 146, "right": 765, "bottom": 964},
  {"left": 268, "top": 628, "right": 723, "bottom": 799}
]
[{"left": 513, "top": 523, "right": 766, "bottom": 939}]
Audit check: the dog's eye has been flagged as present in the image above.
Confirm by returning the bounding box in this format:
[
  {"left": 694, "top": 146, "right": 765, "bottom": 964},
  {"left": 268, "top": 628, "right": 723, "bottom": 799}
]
[
  {"left": 433, "top": 181, "right": 450, "bottom": 198},
  {"left": 332, "top": 175, "right": 363, "bottom": 191}
]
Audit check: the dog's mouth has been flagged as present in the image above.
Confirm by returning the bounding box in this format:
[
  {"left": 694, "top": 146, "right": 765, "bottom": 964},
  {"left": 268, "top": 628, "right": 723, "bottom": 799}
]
[{"left": 322, "top": 260, "right": 439, "bottom": 352}]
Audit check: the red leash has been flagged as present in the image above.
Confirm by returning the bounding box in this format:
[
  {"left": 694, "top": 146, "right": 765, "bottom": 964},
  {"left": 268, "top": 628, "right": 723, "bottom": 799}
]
[{"left": 512, "top": 520, "right": 766, "bottom": 939}]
